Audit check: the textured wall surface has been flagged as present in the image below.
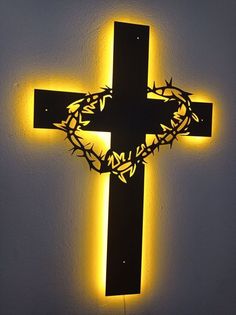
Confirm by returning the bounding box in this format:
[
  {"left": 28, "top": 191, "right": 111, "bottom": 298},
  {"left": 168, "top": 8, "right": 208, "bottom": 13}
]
[{"left": 1, "top": 1, "right": 236, "bottom": 314}]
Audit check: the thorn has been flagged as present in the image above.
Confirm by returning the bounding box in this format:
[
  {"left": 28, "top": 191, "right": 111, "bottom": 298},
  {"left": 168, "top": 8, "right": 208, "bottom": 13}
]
[
  {"left": 182, "top": 91, "right": 193, "bottom": 97},
  {"left": 106, "top": 85, "right": 112, "bottom": 91},
  {"left": 69, "top": 147, "right": 77, "bottom": 155},
  {"left": 165, "top": 78, "right": 172, "bottom": 86}
]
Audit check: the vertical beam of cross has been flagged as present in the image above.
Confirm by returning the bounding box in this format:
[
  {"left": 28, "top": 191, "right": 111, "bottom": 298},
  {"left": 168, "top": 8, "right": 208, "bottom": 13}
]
[
  {"left": 34, "top": 21, "right": 212, "bottom": 296},
  {"left": 104, "top": 22, "right": 149, "bottom": 296}
]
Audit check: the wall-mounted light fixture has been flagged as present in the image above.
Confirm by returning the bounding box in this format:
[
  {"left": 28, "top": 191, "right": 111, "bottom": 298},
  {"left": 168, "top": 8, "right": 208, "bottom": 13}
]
[{"left": 34, "top": 21, "right": 212, "bottom": 296}]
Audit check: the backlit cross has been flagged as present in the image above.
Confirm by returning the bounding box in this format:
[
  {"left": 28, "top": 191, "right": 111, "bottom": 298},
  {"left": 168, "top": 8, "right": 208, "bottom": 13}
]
[{"left": 34, "top": 22, "right": 212, "bottom": 296}]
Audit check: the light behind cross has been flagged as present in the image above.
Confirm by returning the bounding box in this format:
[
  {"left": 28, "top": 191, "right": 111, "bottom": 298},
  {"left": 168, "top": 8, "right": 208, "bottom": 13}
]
[{"left": 34, "top": 21, "right": 212, "bottom": 296}]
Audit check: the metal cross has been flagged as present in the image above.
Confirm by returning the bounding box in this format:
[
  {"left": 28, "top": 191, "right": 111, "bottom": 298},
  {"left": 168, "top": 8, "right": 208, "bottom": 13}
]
[{"left": 34, "top": 21, "right": 212, "bottom": 296}]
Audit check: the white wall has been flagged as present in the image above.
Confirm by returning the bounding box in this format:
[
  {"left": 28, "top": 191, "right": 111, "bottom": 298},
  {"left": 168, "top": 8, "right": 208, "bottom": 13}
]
[{"left": 1, "top": 1, "right": 235, "bottom": 314}]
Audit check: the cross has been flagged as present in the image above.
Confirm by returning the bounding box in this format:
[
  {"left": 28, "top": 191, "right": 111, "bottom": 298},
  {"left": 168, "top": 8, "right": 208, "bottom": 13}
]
[{"left": 34, "top": 21, "right": 212, "bottom": 296}]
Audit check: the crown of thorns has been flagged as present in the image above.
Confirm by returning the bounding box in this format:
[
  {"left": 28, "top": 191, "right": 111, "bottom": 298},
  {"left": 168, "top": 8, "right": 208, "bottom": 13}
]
[{"left": 54, "top": 80, "right": 199, "bottom": 183}]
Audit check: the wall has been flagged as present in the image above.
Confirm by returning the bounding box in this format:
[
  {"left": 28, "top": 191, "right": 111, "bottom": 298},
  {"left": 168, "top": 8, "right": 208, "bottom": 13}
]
[{"left": 0, "top": 1, "right": 235, "bottom": 314}]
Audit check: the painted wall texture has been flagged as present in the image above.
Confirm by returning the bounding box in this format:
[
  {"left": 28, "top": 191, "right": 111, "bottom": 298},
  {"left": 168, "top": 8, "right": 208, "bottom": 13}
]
[{"left": 0, "top": 1, "right": 236, "bottom": 314}]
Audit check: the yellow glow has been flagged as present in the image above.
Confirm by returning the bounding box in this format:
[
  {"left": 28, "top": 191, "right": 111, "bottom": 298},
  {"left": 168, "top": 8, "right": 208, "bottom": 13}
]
[
  {"left": 72, "top": 133, "right": 126, "bottom": 306},
  {"left": 15, "top": 75, "right": 86, "bottom": 145},
  {"left": 97, "top": 15, "right": 163, "bottom": 90},
  {"left": 17, "top": 14, "right": 218, "bottom": 307},
  {"left": 15, "top": 17, "right": 161, "bottom": 302},
  {"left": 179, "top": 92, "right": 218, "bottom": 151},
  {"left": 73, "top": 17, "right": 163, "bottom": 303},
  {"left": 142, "top": 147, "right": 162, "bottom": 294},
  {"left": 85, "top": 132, "right": 110, "bottom": 297},
  {"left": 97, "top": 21, "right": 113, "bottom": 87},
  {"left": 90, "top": 19, "right": 162, "bottom": 301},
  {"left": 112, "top": 149, "right": 166, "bottom": 308},
  {"left": 71, "top": 141, "right": 163, "bottom": 306},
  {"left": 85, "top": 176, "right": 110, "bottom": 298},
  {"left": 70, "top": 133, "right": 162, "bottom": 305},
  {"left": 78, "top": 18, "right": 217, "bottom": 303}
]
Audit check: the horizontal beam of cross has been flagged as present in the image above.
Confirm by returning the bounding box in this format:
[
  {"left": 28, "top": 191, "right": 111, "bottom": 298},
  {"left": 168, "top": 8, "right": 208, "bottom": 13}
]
[{"left": 34, "top": 89, "right": 212, "bottom": 137}]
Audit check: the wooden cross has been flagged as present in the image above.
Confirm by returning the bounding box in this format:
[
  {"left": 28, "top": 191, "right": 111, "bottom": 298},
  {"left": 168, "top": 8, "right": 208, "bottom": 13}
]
[{"left": 34, "top": 22, "right": 212, "bottom": 296}]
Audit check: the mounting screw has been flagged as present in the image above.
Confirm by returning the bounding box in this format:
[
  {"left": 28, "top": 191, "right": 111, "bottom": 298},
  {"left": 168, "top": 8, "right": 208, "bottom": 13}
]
[
  {"left": 136, "top": 36, "right": 140, "bottom": 40},
  {"left": 122, "top": 260, "right": 126, "bottom": 264}
]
